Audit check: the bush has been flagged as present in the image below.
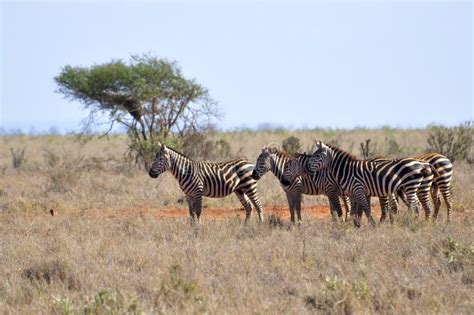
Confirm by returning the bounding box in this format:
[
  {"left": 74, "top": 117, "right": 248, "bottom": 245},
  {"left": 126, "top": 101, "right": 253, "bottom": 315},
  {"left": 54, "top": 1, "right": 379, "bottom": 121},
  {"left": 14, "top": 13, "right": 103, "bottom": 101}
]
[
  {"left": 10, "top": 147, "right": 27, "bottom": 169},
  {"left": 182, "top": 133, "right": 232, "bottom": 161},
  {"left": 127, "top": 132, "right": 181, "bottom": 168},
  {"left": 359, "top": 139, "right": 377, "bottom": 159},
  {"left": 23, "top": 260, "right": 79, "bottom": 290},
  {"left": 282, "top": 136, "right": 301, "bottom": 155},
  {"left": 43, "top": 150, "right": 85, "bottom": 193},
  {"left": 427, "top": 122, "right": 473, "bottom": 162},
  {"left": 385, "top": 137, "right": 403, "bottom": 157}
]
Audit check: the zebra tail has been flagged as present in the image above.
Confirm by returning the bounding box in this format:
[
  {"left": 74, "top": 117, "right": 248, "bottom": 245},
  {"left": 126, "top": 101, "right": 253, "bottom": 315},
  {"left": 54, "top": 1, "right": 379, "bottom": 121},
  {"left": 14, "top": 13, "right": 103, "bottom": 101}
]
[{"left": 421, "top": 162, "right": 439, "bottom": 178}]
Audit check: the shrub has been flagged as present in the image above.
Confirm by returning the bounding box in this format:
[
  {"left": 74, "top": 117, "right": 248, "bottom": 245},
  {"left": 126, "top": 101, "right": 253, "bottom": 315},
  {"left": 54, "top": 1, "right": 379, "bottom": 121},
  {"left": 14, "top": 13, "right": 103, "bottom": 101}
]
[
  {"left": 385, "top": 137, "right": 403, "bottom": 157},
  {"left": 282, "top": 136, "right": 301, "bottom": 155},
  {"left": 427, "top": 122, "right": 473, "bottom": 162},
  {"left": 127, "top": 133, "right": 181, "bottom": 169},
  {"left": 304, "top": 276, "right": 355, "bottom": 313},
  {"left": 10, "top": 147, "right": 27, "bottom": 169},
  {"left": 44, "top": 152, "right": 85, "bottom": 193},
  {"left": 83, "top": 290, "right": 120, "bottom": 315},
  {"left": 359, "top": 139, "right": 377, "bottom": 159},
  {"left": 22, "top": 260, "right": 79, "bottom": 290},
  {"left": 182, "top": 133, "right": 232, "bottom": 161}
]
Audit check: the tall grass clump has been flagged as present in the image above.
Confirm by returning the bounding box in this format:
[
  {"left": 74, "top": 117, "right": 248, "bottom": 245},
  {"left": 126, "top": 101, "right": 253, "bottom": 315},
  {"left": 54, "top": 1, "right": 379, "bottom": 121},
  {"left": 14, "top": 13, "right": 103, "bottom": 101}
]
[
  {"left": 43, "top": 149, "right": 85, "bottom": 193},
  {"left": 427, "top": 121, "right": 473, "bottom": 162}
]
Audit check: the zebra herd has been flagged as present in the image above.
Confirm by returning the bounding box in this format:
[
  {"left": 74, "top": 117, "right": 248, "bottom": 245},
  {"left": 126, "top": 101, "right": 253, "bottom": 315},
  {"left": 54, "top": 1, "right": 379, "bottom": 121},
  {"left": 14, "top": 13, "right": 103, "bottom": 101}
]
[{"left": 148, "top": 140, "right": 453, "bottom": 227}]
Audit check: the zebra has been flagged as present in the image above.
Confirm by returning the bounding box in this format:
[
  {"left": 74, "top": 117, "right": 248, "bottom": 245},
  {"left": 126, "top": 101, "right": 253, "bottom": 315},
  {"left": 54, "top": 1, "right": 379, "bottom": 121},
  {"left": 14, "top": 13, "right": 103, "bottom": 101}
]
[
  {"left": 359, "top": 157, "right": 435, "bottom": 224},
  {"left": 251, "top": 146, "right": 351, "bottom": 224},
  {"left": 307, "top": 141, "right": 436, "bottom": 227},
  {"left": 148, "top": 142, "right": 264, "bottom": 224},
  {"left": 374, "top": 153, "right": 452, "bottom": 223},
  {"left": 413, "top": 153, "right": 453, "bottom": 222}
]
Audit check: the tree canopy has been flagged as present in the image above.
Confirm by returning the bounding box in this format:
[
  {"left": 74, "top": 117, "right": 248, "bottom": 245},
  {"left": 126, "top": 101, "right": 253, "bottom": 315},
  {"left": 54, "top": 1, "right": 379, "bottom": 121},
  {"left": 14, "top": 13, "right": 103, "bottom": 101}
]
[{"left": 55, "top": 54, "right": 219, "bottom": 140}]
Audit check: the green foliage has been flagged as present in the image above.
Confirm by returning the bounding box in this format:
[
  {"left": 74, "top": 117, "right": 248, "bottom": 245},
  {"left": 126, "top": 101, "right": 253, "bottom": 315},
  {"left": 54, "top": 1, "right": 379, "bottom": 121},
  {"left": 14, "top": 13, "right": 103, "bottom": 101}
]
[
  {"left": 352, "top": 280, "right": 369, "bottom": 301},
  {"left": 304, "top": 276, "right": 355, "bottom": 313},
  {"left": 282, "top": 136, "right": 301, "bottom": 155},
  {"left": 10, "top": 147, "right": 26, "bottom": 169},
  {"left": 159, "top": 264, "right": 204, "bottom": 310},
  {"left": 52, "top": 296, "right": 74, "bottom": 315},
  {"left": 127, "top": 131, "right": 181, "bottom": 168},
  {"left": 427, "top": 122, "right": 473, "bottom": 162},
  {"left": 83, "top": 290, "right": 119, "bottom": 315},
  {"left": 440, "top": 237, "right": 474, "bottom": 272}
]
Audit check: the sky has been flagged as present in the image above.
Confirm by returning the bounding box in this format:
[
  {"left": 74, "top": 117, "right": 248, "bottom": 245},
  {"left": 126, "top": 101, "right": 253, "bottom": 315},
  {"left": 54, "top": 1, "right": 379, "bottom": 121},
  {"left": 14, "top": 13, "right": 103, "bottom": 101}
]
[{"left": 1, "top": 1, "right": 472, "bottom": 133}]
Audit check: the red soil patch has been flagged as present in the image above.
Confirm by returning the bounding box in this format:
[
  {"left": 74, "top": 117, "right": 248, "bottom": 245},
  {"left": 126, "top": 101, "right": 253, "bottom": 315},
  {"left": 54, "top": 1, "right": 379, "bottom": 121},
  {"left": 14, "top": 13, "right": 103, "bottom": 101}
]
[
  {"left": 153, "top": 205, "right": 332, "bottom": 220},
  {"left": 81, "top": 205, "right": 381, "bottom": 221}
]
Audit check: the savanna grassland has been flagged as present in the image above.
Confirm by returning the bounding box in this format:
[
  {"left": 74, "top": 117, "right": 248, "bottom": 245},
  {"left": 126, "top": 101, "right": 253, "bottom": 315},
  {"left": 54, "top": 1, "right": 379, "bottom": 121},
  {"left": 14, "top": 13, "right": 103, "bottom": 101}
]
[{"left": 1, "top": 128, "right": 473, "bottom": 314}]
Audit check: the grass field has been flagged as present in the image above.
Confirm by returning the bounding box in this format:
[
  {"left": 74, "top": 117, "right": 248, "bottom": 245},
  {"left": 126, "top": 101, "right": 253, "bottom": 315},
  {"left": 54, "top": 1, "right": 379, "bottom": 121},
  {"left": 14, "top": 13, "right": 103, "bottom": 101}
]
[{"left": 0, "top": 129, "right": 473, "bottom": 314}]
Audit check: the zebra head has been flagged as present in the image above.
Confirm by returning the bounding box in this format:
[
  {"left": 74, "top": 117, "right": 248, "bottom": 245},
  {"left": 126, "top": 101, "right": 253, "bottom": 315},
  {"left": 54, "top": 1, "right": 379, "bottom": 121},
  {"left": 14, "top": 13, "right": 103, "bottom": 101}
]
[
  {"left": 252, "top": 146, "right": 278, "bottom": 180},
  {"left": 148, "top": 143, "right": 170, "bottom": 178},
  {"left": 308, "top": 140, "right": 332, "bottom": 175},
  {"left": 281, "top": 158, "right": 302, "bottom": 187}
]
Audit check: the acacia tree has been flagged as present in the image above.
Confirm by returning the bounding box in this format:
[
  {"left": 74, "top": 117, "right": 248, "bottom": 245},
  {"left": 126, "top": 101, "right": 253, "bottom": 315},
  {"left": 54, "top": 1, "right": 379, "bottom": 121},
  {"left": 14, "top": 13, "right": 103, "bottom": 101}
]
[{"left": 55, "top": 54, "right": 220, "bottom": 165}]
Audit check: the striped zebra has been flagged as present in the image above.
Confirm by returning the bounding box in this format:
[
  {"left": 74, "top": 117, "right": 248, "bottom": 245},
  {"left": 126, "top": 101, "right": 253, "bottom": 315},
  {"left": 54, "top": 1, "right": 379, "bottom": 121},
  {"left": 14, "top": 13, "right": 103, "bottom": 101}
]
[
  {"left": 414, "top": 153, "right": 453, "bottom": 222},
  {"left": 148, "top": 142, "right": 264, "bottom": 224},
  {"left": 308, "top": 141, "right": 436, "bottom": 227},
  {"left": 375, "top": 153, "right": 452, "bottom": 222},
  {"left": 360, "top": 157, "right": 435, "bottom": 223},
  {"left": 251, "top": 146, "right": 351, "bottom": 224}
]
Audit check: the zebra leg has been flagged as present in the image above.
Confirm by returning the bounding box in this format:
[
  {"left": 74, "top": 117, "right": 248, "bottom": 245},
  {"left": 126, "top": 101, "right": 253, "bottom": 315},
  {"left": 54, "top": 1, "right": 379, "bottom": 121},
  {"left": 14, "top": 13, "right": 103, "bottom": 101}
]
[
  {"left": 235, "top": 190, "right": 253, "bottom": 223},
  {"left": 194, "top": 195, "right": 203, "bottom": 223},
  {"left": 326, "top": 191, "right": 343, "bottom": 222},
  {"left": 441, "top": 185, "right": 453, "bottom": 222},
  {"left": 379, "top": 196, "right": 389, "bottom": 223},
  {"left": 417, "top": 189, "right": 433, "bottom": 221},
  {"left": 389, "top": 194, "right": 399, "bottom": 224},
  {"left": 431, "top": 183, "right": 441, "bottom": 220},
  {"left": 285, "top": 192, "right": 296, "bottom": 224},
  {"left": 341, "top": 196, "right": 351, "bottom": 222},
  {"left": 186, "top": 195, "right": 201, "bottom": 225},
  {"left": 354, "top": 190, "right": 376, "bottom": 227},
  {"left": 405, "top": 190, "right": 420, "bottom": 218},
  {"left": 246, "top": 187, "right": 264, "bottom": 223},
  {"left": 398, "top": 191, "right": 409, "bottom": 209},
  {"left": 294, "top": 193, "right": 303, "bottom": 226},
  {"left": 349, "top": 198, "right": 361, "bottom": 227}
]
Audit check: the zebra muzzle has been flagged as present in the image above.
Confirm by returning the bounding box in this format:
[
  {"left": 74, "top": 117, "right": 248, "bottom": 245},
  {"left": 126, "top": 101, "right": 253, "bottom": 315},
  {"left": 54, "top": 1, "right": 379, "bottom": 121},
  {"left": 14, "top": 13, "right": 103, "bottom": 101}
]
[
  {"left": 251, "top": 170, "right": 261, "bottom": 180},
  {"left": 148, "top": 170, "right": 159, "bottom": 178}
]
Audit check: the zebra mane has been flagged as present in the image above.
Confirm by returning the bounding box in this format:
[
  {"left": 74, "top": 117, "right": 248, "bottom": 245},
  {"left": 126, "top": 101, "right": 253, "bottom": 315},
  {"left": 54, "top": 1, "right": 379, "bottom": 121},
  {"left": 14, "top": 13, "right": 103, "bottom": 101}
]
[
  {"left": 324, "top": 143, "right": 358, "bottom": 161},
  {"left": 163, "top": 145, "right": 192, "bottom": 160}
]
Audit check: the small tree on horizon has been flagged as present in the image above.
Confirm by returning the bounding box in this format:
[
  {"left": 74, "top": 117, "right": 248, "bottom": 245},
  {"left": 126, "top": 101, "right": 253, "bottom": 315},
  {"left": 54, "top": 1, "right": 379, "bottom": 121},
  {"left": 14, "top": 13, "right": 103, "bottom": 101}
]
[{"left": 55, "top": 53, "right": 220, "bottom": 166}]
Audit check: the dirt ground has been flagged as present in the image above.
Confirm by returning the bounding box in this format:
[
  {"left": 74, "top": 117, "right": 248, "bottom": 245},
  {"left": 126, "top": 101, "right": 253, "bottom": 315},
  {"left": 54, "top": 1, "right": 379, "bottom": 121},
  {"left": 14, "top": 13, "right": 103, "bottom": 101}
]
[{"left": 54, "top": 205, "right": 382, "bottom": 221}]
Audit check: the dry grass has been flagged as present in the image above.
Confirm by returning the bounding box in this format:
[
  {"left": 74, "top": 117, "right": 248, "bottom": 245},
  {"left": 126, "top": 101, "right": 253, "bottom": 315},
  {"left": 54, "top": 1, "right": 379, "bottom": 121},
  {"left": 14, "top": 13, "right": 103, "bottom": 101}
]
[
  {"left": 0, "top": 211, "right": 472, "bottom": 314},
  {"left": 0, "top": 129, "right": 473, "bottom": 313}
]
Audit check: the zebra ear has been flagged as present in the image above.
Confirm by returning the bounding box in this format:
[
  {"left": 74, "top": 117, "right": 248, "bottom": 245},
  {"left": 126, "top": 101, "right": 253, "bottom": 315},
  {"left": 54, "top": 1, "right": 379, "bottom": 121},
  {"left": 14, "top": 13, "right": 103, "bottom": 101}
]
[
  {"left": 267, "top": 143, "right": 280, "bottom": 153},
  {"left": 315, "top": 140, "right": 322, "bottom": 149}
]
